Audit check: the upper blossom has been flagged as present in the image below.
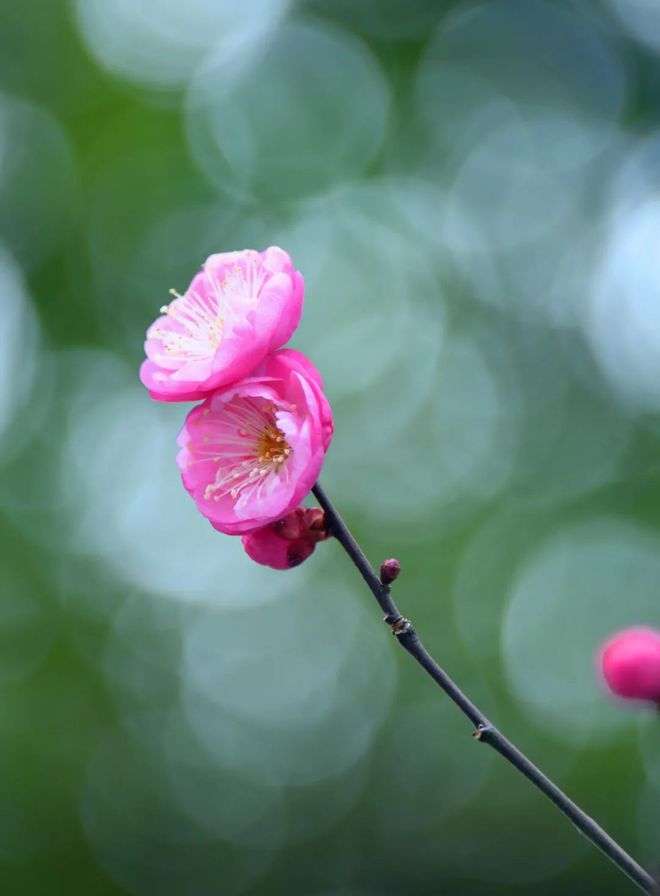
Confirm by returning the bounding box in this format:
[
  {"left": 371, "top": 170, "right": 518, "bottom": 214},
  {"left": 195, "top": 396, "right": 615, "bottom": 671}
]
[
  {"left": 176, "top": 350, "right": 333, "bottom": 535},
  {"left": 140, "top": 247, "right": 304, "bottom": 402}
]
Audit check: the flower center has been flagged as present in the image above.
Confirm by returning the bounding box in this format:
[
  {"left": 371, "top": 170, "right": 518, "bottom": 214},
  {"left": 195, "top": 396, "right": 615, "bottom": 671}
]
[
  {"left": 256, "top": 423, "right": 291, "bottom": 469},
  {"left": 152, "top": 291, "right": 224, "bottom": 362},
  {"left": 207, "top": 252, "right": 266, "bottom": 316},
  {"left": 197, "top": 397, "right": 293, "bottom": 510},
  {"left": 150, "top": 253, "right": 266, "bottom": 365}
]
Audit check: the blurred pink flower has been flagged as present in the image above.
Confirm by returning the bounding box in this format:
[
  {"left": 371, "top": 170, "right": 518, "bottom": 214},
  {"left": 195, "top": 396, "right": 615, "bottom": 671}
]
[
  {"left": 177, "top": 350, "right": 333, "bottom": 534},
  {"left": 599, "top": 626, "right": 660, "bottom": 705},
  {"left": 241, "top": 506, "right": 329, "bottom": 570},
  {"left": 140, "top": 247, "right": 304, "bottom": 402}
]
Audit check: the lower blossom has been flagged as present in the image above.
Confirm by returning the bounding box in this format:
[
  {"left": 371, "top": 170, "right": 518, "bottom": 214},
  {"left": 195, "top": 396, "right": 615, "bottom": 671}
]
[{"left": 176, "top": 350, "right": 333, "bottom": 534}]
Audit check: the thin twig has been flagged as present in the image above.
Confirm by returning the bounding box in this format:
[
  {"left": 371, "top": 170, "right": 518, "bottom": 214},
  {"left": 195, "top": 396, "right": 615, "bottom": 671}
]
[{"left": 311, "top": 481, "right": 656, "bottom": 894}]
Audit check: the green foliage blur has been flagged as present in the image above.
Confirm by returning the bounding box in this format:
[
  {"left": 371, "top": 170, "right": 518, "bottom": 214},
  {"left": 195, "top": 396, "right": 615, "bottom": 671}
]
[{"left": 1, "top": 0, "right": 659, "bottom": 893}]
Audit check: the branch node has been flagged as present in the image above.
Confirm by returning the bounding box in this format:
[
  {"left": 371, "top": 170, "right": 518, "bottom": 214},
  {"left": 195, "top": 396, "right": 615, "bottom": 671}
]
[
  {"left": 384, "top": 614, "right": 412, "bottom": 636},
  {"left": 473, "top": 724, "right": 493, "bottom": 742}
]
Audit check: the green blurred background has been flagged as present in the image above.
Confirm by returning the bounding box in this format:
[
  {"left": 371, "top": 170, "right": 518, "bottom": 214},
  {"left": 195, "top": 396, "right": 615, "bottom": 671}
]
[{"left": 1, "top": 0, "right": 660, "bottom": 893}]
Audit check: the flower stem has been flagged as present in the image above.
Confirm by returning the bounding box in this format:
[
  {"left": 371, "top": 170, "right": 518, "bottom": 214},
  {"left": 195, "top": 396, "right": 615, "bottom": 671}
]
[{"left": 311, "top": 481, "right": 656, "bottom": 894}]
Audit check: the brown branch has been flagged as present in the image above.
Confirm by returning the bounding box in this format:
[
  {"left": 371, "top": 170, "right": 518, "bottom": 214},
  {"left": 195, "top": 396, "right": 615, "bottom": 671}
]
[{"left": 312, "top": 480, "right": 655, "bottom": 894}]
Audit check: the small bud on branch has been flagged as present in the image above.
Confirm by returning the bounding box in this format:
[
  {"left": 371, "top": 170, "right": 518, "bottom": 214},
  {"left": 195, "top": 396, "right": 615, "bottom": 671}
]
[{"left": 380, "top": 557, "right": 401, "bottom": 585}]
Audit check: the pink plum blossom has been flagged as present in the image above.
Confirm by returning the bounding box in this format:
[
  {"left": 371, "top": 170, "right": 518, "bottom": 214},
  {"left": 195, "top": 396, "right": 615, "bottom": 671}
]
[
  {"left": 140, "top": 247, "right": 304, "bottom": 402},
  {"left": 599, "top": 626, "right": 660, "bottom": 705},
  {"left": 241, "top": 506, "right": 329, "bottom": 570},
  {"left": 176, "top": 350, "right": 333, "bottom": 535}
]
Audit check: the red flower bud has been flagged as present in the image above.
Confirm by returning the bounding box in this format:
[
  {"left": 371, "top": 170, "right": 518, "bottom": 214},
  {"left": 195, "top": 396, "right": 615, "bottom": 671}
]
[
  {"left": 380, "top": 558, "right": 401, "bottom": 585},
  {"left": 241, "top": 506, "right": 329, "bottom": 570},
  {"left": 271, "top": 508, "right": 305, "bottom": 540},
  {"left": 302, "top": 508, "right": 329, "bottom": 542},
  {"left": 599, "top": 627, "right": 660, "bottom": 705}
]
